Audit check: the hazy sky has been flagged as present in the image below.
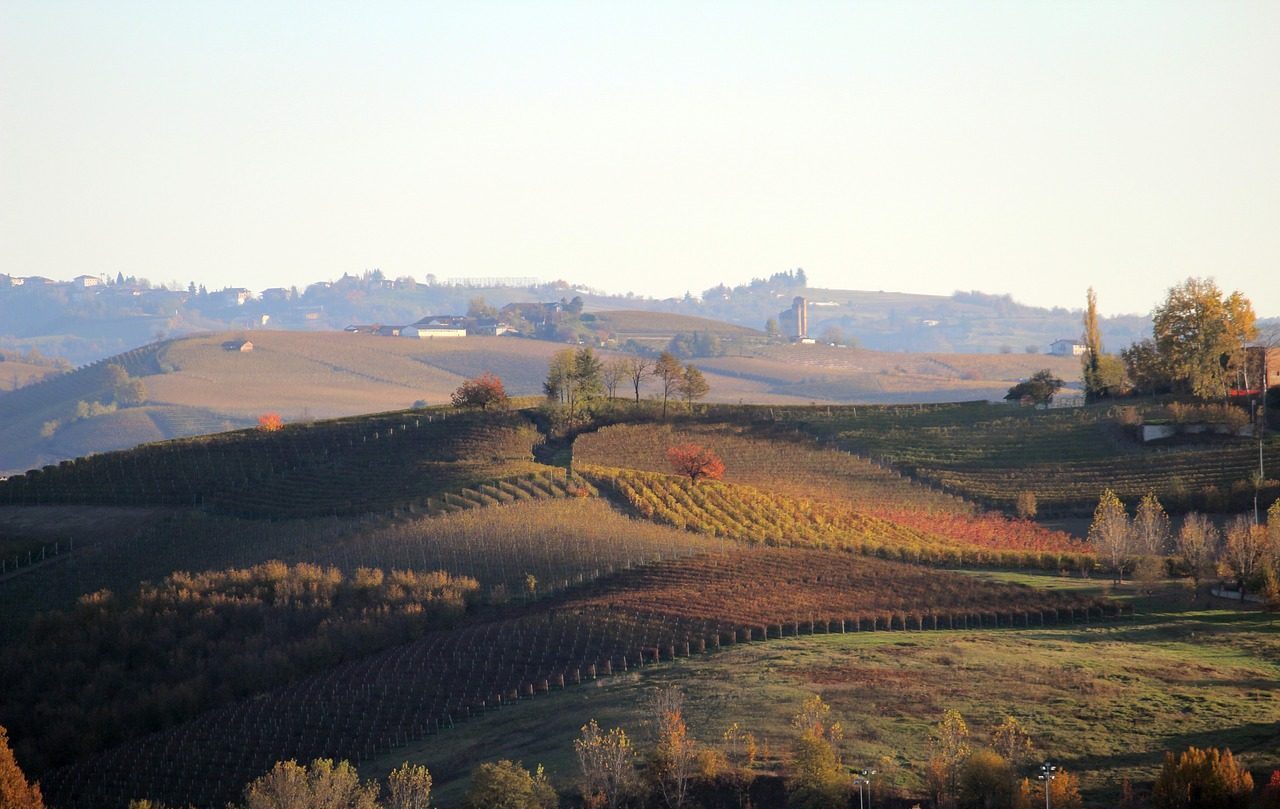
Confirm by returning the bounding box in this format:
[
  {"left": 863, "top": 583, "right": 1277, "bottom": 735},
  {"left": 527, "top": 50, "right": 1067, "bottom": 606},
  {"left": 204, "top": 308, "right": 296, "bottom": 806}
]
[{"left": 3, "top": 2, "right": 1278, "bottom": 316}]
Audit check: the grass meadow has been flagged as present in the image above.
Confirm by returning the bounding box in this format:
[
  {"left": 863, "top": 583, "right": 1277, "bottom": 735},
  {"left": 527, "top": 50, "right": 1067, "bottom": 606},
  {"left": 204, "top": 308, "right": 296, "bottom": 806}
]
[{"left": 372, "top": 588, "right": 1280, "bottom": 806}]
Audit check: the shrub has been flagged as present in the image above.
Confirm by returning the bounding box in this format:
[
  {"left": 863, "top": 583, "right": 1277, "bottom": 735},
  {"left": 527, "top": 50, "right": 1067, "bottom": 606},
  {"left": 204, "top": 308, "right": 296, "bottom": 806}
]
[
  {"left": 452, "top": 373, "right": 509, "bottom": 410},
  {"left": 1015, "top": 491, "right": 1038, "bottom": 519},
  {"left": 257, "top": 413, "right": 284, "bottom": 432}
]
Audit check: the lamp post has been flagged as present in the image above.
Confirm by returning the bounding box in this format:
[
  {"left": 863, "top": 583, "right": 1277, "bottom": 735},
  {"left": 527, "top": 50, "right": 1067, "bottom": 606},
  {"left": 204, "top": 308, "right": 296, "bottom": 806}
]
[
  {"left": 850, "top": 767, "right": 876, "bottom": 809},
  {"left": 1038, "top": 762, "right": 1059, "bottom": 809}
]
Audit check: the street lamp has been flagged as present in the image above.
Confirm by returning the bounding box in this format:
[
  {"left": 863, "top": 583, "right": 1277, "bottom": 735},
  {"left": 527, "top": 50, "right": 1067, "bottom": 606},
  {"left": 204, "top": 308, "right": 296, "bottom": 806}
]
[
  {"left": 1038, "top": 762, "right": 1059, "bottom": 809},
  {"left": 850, "top": 767, "right": 876, "bottom": 809}
]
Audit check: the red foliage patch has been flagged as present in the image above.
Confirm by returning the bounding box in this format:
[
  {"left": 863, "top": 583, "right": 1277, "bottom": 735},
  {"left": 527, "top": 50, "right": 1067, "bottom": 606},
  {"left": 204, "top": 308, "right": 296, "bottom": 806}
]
[{"left": 667, "top": 443, "right": 725, "bottom": 482}]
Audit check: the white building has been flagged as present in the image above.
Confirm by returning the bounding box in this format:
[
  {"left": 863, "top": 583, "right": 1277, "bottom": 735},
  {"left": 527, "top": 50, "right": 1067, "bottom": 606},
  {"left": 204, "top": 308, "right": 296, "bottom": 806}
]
[{"left": 1049, "top": 339, "right": 1087, "bottom": 357}]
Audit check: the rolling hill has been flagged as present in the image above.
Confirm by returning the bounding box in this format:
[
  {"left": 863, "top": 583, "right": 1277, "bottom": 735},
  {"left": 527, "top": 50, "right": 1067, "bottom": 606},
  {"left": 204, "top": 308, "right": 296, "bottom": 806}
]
[
  {"left": 0, "top": 329, "right": 1084, "bottom": 475},
  {"left": 2, "top": 402, "right": 1275, "bottom": 807}
]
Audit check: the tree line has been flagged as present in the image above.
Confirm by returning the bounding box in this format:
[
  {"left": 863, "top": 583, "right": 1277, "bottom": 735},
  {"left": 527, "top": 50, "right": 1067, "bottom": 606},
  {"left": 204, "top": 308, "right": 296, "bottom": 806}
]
[
  {"left": 1082, "top": 277, "right": 1266, "bottom": 401},
  {"left": 1087, "top": 492, "right": 1280, "bottom": 604},
  {"left": 544, "top": 348, "right": 709, "bottom": 422}
]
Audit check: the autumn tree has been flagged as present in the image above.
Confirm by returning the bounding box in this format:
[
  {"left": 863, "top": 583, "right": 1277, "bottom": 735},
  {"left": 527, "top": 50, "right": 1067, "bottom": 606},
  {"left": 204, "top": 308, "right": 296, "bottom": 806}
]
[
  {"left": 463, "top": 760, "right": 556, "bottom": 809},
  {"left": 1151, "top": 746, "right": 1253, "bottom": 809},
  {"left": 239, "top": 759, "right": 378, "bottom": 809},
  {"left": 1152, "top": 277, "right": 1257, "bottom": 399},
  {"left": 1261, "top": 770, "right": 1280, "bottom": 809},
  {"left": 653, "top": 351, "right": 683, "bottom": 418},
  {"left": 452, "top": 373, "right": 508, "bottom": 410},
  {"left": 958, "top": 749, "right": 1013, "bottom": 809},
  {"left": 677, "top": 364, "right": 710, "bottom": 412},
  {"left": 0, "top": 726, "right": 43, "bottom": 809},
  {"left": 647, "top": 686, "right": 697, "bottom": 809},
  {"left": 258, "top": 412, "right": 284, "bottom": 432},
  {"left": 929, "top": 709, "right": 972, "bottom": 808},
  {"left": 991, "top": 716, "right": 1034, "bottom": 773},
  {"left": 788, "top": 695, "right": 847, "bottom": 809},
  {"left": 1133, "top": 492, "right": 1172, "bottom": 555},
  {"left": 1176, "top": 513, "right": 1221, "bottom": 599},
  {"left": 1221, "top": 515, "right": 1267, "bottom": 600},
  {"left": 385, "top": 763, "right": 433, "bottom": 809},
  {"left": 575, "top": 720, "right": 635, "bottom": 809},
  {"left": 1044, "top": 770, "right": 1084, "bottom": 809},
  {"left": 667, "top": 444, "right": 725, "bottom": 483},
  {"left": 1088, "top": 489, "right": 1132, "bottom": 583},
  {"left": 623, "top": 356, "right": 653, "bottom": 404},
  {"left": 1014, "top": 491, "right": 1038, "bottom": 520}
]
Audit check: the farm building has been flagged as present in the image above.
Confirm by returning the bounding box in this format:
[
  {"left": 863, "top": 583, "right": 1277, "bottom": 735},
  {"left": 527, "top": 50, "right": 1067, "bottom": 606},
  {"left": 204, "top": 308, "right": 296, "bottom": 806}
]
[
  {"left": 1049, "top": 339, "right": 1087, "bottom": 356},
  {"left": 222, "top": 339, "right": 254, "bottom": 352},
  {"left": 402, "top": 325, "right": 466, "bottom": 339}
]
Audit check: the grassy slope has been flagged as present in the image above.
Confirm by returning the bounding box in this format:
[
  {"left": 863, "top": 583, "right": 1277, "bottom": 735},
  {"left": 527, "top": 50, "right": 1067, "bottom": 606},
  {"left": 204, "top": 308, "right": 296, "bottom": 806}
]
[{"left": 372, "top": 593, "right": 1280, "bottom": 807}]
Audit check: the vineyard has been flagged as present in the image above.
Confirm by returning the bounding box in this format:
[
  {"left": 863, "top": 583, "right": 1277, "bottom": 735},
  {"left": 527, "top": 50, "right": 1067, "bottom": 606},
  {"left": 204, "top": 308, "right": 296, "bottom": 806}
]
[
  {"left": 38, "top": 548, "right": 1117, "bottom": 809},
  {"left": 795, "top": 401, "right": 1280, "bottom": 514},
  {"left": 581, "top": 465, "right": 1089, "bottom": 570},
  {"left": 0, "top": 409, "right": 548, "bottom": 518},
  {"left": 574, "top": 422, "right": 970, "bottom": 513}
]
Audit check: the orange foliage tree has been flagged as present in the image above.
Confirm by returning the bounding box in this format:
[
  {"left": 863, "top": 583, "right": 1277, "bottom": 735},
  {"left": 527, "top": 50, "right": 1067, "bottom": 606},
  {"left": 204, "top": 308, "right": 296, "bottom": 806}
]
[
  {"left": 257, "top": 413, "right": 284, "bottom": 432},
  {"left": 666, "top": 444, "right": 725, "bottom": 483},
  {"left": 451, "top": 373, "right": 508, "bottom": 410},
  {"left": 0, "top": 725, "right": 44, "bottom": 809}
]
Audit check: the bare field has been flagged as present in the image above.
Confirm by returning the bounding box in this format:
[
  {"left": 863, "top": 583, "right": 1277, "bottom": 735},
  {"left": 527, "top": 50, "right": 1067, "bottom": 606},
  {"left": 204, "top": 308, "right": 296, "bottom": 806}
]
[{"left": 699, "top": 345, "right": 1083, "bottom": 402}]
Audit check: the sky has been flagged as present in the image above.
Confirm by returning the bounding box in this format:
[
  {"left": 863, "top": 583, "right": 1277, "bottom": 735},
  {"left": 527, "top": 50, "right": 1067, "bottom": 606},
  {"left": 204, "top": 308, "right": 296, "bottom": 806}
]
[{"left": 2, "top": 1, "right": 1278, "bottom": 317}]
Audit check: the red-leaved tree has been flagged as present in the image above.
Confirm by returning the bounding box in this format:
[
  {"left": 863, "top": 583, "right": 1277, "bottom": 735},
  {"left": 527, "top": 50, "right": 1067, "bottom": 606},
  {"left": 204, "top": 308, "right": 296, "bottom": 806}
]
[
  {"left": 257, "top": 413, "right": 284, "bottom": 432},
  {"left": 451, "top": 373, "right": 508, "bottom": 410},
  {"left": 667, "top": 444, "right": 725, "bottom": 483}
]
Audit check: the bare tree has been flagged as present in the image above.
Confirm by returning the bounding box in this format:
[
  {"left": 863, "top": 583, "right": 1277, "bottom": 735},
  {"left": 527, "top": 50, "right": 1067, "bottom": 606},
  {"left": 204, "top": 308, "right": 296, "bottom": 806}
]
[
  {"left": 624, "top": 356, "right": 653, "bottom": 404},
  {"left": 575, "top": 720, "right": 636, "bottom": 809},
  {"left": 653, "top": 352, "right": 683, "bottom": 418},
  {"left": 602, "top": 358, "right": 628, "bottom": 400}
]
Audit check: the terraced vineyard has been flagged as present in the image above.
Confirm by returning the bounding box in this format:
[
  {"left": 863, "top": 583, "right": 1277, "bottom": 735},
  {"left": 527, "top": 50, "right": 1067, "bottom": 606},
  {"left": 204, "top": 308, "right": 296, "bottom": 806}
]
[
  {"left": 793, "top": 401, "right": 1280, "bottom": 514},
  {"left": 581, "top": 465, "right": 1090, "bottom": 570},
  {"left": 575, "top": 422, "right": 969, "bottom": 513},
  {"left": 40, "top": 548, "right": 1117, "bottom": 809},
  {"left": 575, "top": 422, "right": 1087, "bottom": 557},
  {"left": 0, "top": 409, "right": 548, "bottom": 517}
]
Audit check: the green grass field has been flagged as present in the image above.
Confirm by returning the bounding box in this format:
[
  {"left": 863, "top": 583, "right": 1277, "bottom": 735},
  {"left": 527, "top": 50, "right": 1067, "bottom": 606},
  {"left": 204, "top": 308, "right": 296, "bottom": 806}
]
[{"left": 371, "top": 592, "right": 1280, "bottom": 806}]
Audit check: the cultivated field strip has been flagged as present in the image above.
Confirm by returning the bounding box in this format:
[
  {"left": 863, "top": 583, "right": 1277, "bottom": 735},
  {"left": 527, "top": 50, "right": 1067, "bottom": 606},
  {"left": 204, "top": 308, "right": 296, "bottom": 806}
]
[
  {"left": 581, "top": 465, "right": 1090, "bottom": 569},
  {"left": 40, "top": 549, "right": 1119, "bottom": 809}
]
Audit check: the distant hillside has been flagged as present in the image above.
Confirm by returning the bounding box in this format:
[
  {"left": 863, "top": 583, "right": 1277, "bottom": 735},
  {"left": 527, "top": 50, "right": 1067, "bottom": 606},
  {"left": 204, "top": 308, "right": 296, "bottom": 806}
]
[
  {"left": 0, "top": 327, "right": 1091, "bottom": 474},
  {"left": 0, "top": 270, "right": 1175, "bottom": 365}
]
